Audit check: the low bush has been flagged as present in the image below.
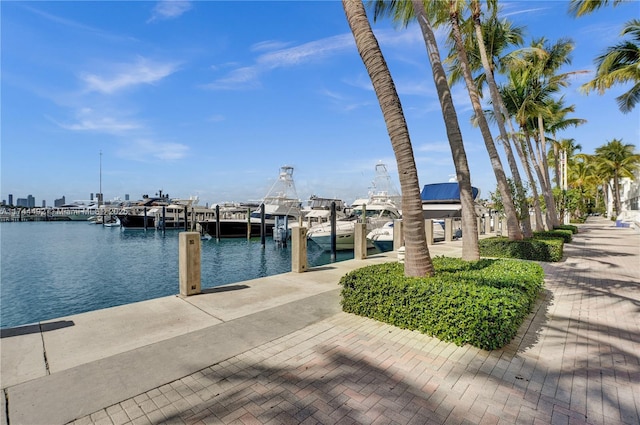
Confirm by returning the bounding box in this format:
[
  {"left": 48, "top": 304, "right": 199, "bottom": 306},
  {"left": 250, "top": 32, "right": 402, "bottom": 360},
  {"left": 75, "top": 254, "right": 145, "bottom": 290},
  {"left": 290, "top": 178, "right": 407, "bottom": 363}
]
[
  {"left": 534, "top": 229, "right": 573, "bottom": 243},
  {"left": 479, "top": 237, "right": 564, "bottom": 262},
  {"left": 554, "top": 224, "right": 578, "bottom": 234},
  {"left": 339, "top": 258, "right": 544, "bottom": 350}
]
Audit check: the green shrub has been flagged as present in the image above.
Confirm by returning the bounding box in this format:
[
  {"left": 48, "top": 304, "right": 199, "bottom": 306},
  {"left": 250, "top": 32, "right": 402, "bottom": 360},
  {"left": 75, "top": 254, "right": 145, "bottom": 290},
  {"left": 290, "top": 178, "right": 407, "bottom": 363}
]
[
  {"left": 479, "top": 237, "right": 564, "bottom": 262},
  {"left": 554, "top": 224, "right": 578, "bottom": 234},
  {"left": 534, "top": 229, "right": 572, "bottom": 243},
  {"left": 339, "top": 258, "right": 544, "bottom": 351}
]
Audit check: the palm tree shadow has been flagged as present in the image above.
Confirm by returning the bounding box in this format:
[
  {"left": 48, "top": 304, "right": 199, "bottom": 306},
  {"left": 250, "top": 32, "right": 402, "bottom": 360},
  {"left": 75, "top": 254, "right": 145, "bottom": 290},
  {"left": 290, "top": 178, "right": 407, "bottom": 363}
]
[{"left": 161, "top": 346, "right": 443, "bottom": 424}]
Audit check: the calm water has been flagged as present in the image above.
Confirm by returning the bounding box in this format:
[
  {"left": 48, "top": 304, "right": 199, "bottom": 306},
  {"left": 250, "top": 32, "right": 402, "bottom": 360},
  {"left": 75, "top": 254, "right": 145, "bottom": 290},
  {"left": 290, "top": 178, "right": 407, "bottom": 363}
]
[{"left": 0, "top": 221, "right": 356, "bottom": 329}]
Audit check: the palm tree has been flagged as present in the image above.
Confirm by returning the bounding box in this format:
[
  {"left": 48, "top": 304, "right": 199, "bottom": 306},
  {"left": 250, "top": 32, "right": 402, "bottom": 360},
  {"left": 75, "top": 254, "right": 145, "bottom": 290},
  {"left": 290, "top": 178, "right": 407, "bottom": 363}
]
[
  {"left": 499, "top": 78, "right": 546, "bottom": 231},
  {"left": 593, "top": 139, "right": 640, "bottom": 216},
  {"left": 341, "top": 0, "right": 434, "bottom": 277},
  {"left": 568, "top": 0, "right": 628, "bottom": 16},
  {"left": 370, "top": 0, "right": 480, "bottom": 260},
  {"left": 466, "top": 2, "right": 534, "bottom": 237},
  {"left": 504, "top": 37, "right": 579, "bottom": 229},
  {"left": 544, "top": 98, "right": 586, "bottom": 189},
  {"left": 569, "top": 155, "right": 599, "bottom": 218},
  {"left": 581, "top": 19, "right": 640, "bottom": 113},
  {"left": 443, "top": 0, "right": 523, "bottom": 240}
]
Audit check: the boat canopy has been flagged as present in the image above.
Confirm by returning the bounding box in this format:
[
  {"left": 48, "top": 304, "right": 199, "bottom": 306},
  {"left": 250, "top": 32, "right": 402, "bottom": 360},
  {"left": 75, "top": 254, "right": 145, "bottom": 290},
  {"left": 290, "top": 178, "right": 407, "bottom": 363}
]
[{"left": 420, "top": 182, "right": 479, "bottom": 203}]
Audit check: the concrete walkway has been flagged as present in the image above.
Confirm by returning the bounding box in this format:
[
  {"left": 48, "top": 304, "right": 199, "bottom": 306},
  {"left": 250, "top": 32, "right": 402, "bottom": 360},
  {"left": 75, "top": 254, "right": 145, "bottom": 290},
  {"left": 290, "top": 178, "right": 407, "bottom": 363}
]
[{"left": 2, "top": 217, "right": 639, "bottom": 424}]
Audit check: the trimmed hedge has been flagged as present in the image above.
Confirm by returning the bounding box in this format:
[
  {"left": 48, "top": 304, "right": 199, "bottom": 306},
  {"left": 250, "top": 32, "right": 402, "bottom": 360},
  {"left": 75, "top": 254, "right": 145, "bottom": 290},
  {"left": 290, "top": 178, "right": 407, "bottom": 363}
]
[
  {"left": 339, "top": 258, "right": 544, "bottom": 350},
  {"left": 534, "top": 229, "right": 573, "bottom": 243},
  {"left": 479, "top": 236, "right": 564, "bottom": 262},
  {"left": 554, "top": 224, "right": 578, "bottom": 234}
]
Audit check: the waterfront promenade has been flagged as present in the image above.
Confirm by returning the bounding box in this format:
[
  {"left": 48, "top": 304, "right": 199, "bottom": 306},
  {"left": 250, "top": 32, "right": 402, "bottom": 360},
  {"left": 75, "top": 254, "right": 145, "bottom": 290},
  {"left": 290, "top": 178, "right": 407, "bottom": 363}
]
[{"left": 1, "top": 217, "right": 638, "bottom": 425}]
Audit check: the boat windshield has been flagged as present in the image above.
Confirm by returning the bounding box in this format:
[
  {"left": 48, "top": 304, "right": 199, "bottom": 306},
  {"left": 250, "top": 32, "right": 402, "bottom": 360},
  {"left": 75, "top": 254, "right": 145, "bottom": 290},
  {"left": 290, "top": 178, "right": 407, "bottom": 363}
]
[{"left": 353, "top": 208, "right": 399, "bottom": 219}]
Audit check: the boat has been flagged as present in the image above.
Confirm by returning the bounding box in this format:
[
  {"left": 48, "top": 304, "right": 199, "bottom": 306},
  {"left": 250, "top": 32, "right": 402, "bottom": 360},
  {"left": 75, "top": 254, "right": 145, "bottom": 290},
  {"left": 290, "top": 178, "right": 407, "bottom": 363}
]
[
  {"left": 306, "top": 162, "right": 402, "bottom": 251},
  {"left": 200, "top": 166, "right": 302, "bottom": 239},
  {"left": 420, "top": 182, "right": 484, "bottom": 219},
  {"left": 116, "top": 192, "right": 171, "bottom": 230},
  {"left": 307, "top": 200, "right": 401, "bottom": 251},
  {"left": 297, "top": 195, "right": 349, "bottom": 228},
  {"left": 199, "top": 202, "right": 264, "bottom": 238},
  {"left": 103, "top": 216, "right": 121, "bottom": 227},
  {"left": 153, "top": 196, "right": 215, "bottom": 231},
  {"left": 366, "top": 182, "right": 482, "bottom": 249},
  {"left": 367, "top": 219, "right": 446, "bottom": 252}
]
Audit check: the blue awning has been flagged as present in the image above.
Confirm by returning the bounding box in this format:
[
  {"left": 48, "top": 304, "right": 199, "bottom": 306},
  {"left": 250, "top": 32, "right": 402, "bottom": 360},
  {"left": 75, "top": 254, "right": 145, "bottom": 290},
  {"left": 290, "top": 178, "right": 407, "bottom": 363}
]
[{"left": 420, "top": 182, "right": 479, "bottom": 203}]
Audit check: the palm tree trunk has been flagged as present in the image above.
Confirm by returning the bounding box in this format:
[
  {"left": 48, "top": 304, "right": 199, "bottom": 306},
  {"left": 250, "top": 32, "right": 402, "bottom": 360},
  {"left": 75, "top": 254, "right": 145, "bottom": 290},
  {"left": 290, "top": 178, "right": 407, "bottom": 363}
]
[
  {"left": 535, "top": 116, "right": 560, "bottom": 228},
  {"left": 412, "top": 0, "right": 479, "bottom": 260},
  {"left": 525, "top": 128, "right": 554, "bottom": 229},
  {"left": 342, "top": 0, "right": 433, "bottom": 277},
  {"left": 471, "top": 3, "right": 533, "bottom": 238},
  {"left": 613, "top": 173, "right": 621, "bottom": 215},
  {"left": 449, "top": 8, "right": 522, "bottom": 240},
  {"left": 515, "top": 130, "right": 545, "bottom": 231},
  {"left": 552, "top": 141, "right": 562, "bottom": 190}
]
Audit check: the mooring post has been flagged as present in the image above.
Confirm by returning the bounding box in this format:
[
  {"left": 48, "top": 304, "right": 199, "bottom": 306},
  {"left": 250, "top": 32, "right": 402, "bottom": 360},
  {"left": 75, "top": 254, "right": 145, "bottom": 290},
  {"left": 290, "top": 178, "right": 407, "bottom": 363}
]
[
  {"left": 184, "top": 205, "right": 188, "bottom": 231},
  {"left": 330, "top": 201, "right": 337, "bottom": 262},
  {"left": 393, "top": 219, "right": 404, "bottom": 251},
  {"left": 215, "top": 204, "right": 221, "bottom": 241},
  {"left": 354, "top": 222, "right": 367, "bottom": 260},
  {"left": 179, "top": 232, "right": 201, "bottom": 296},
  {"left": 144, "top": 207, "right": 148, "bottom": 230},
  {"left": 246, "top": 207, "right": 251, "bottom": 239},
  {"left": 291, "top": 226, "right": 307, "bottom": 273},
  {"left": 260, "top": 203, "right": 266, "bottom": 247}
]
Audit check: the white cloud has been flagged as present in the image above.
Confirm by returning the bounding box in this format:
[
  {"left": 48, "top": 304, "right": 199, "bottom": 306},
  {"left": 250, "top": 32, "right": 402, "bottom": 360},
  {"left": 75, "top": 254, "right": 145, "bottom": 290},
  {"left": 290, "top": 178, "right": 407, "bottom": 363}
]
[
  {"left": 118, "top": 138, "right": 189, "bottom": 161},
  {"left": 205, "top": 33, "right": 355, "bottom": 91},
  {"left": 81, "top": 57, "right": 178, "bottom": 94},
  {"left": 416, "top": 142, "right": 452, "bottom": 153},
  {"left": 54, "top": 108, "right": 141, "bottom": 134},
  {"left": 148, "top": 1, "right": 192, "bottom": 23}
]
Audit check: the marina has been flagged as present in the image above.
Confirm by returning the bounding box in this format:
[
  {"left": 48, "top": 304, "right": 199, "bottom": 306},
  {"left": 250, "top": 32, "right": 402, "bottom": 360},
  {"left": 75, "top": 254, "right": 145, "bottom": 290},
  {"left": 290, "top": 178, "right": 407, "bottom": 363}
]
[{"left": 0, "top": 221, "right": 359, "bottom": 329}]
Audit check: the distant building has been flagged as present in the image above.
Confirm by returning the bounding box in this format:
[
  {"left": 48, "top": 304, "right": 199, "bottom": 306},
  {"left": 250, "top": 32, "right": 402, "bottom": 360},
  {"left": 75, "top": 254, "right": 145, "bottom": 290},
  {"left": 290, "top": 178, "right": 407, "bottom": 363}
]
[
  {"left": 8, "top": 194, "right": 13, "bottom": 206},
  {"left": 16, "top": 198, "right": 28, "bottom": 207},
  {"left": 54, "top": 196, "right": 66, "bottom": 207},
  {"left": 42, "top": 200, "right": 46, "bottom": 208},
  {"left": 125, "top": 194, "right": 130, "bottom": 201}
]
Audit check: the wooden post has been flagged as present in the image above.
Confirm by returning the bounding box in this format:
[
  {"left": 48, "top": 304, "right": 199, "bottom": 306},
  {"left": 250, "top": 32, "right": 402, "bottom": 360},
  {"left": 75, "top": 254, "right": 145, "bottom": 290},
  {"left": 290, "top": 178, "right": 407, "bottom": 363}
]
[
  {"left": 354, "top": 222, "right": 367, "bottom": 260},
  {"left": 330, "top": 201, "right": 337, "bottom": 262},
  {"left": 247, "top": 207, "right": 251, "bottom": 239},
  {"left": 215, "top": 204, "right": 221, "bottom": 240},
  {"left": 260, "top": 204, "right": 266, "bottom": 247},
  {"left": 291, "top": 226, "right": 307, "bottom": 273},
  {"left": 179, "top": 232, "right": 201, "bottom": 296},
  {"left": 392, "top": 219, "right": 404, "bottom": 251}
]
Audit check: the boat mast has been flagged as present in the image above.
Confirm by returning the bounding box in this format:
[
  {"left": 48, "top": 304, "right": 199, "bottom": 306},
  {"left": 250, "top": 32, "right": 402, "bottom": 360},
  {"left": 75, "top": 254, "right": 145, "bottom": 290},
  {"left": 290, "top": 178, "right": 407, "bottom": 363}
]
[{"left": 99, "top": 150, "right": 103, "bottom": 206}]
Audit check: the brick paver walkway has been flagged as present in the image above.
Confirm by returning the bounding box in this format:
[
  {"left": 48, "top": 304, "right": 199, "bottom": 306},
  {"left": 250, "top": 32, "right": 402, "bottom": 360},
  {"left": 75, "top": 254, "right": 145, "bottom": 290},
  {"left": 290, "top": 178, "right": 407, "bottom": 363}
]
[{"left": 72, "top": 218, "right": 639, "bottom": 425}]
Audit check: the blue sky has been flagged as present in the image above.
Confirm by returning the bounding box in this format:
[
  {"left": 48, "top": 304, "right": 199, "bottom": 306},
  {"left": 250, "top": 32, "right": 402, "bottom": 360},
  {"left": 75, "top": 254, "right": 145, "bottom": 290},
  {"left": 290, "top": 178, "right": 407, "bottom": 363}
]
[{"left": 2, "top": 1, "right": 638, "bottom": 207}]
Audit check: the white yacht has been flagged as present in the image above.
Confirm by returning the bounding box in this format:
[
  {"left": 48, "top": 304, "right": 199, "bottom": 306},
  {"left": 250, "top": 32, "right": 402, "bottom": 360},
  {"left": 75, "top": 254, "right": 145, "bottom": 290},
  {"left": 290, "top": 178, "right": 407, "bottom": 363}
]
[
  {"left": 307, "top": 162, "right": 402, "bottom": 251},
  {"left": 307, "top": 199, "right": 401, "bottom": 251}
]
